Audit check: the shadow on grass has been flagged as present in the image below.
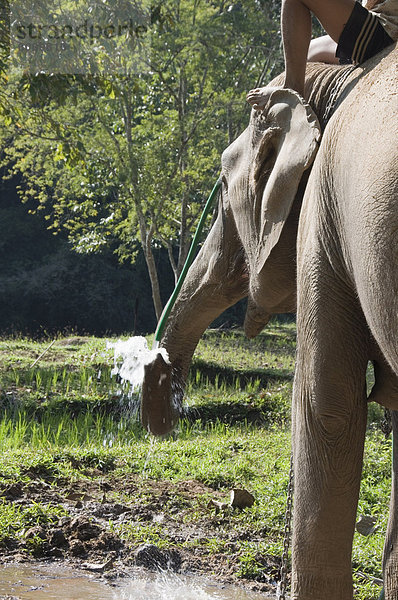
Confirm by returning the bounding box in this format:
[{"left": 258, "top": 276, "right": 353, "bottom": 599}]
[
  {"left": 183, "top": 398, "right": 289, "bottom": 427},
  {"left": 202, "top": 324, "right": 297, "bottom": 347},
  {"left": 189, "top": 358, "right": 293, "bottom": 389}
]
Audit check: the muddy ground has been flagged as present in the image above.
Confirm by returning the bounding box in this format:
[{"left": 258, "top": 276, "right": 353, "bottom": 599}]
[{"left": 0, "top": 473, "right": 281, "bottom": 596}]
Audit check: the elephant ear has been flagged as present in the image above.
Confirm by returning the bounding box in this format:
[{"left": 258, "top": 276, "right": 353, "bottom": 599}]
[{"left": 253, "top": 89, "right": 321, "bottom": 274}]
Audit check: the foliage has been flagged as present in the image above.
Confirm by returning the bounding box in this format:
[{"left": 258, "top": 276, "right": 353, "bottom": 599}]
[{"left": 0, "top": 0, "right": 284, "bottom": 318}]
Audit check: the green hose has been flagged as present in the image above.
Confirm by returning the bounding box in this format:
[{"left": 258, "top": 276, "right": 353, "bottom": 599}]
[{"left": 153, "top": 176, "right": 222, "bottom": 347}]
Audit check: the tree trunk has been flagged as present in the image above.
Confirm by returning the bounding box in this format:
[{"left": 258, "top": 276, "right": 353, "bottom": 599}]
[
  {"left": 123, "top": 89, "right": 163, "bottom": 322},
  {"left": 144, "top": 242, "right": 163, "bottom": 321},
  {"left": 137, "top": 210, "right": 163, "bottom": 321}
]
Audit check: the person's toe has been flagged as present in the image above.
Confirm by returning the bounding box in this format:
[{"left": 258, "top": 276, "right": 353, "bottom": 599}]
[{"left": 246, "top": 93, "right": 261, "bottom": 106}]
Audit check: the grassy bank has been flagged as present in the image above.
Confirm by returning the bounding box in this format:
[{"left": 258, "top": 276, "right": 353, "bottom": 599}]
[{"left": 0, "top": 324, "right": 391, "bottom": 598}]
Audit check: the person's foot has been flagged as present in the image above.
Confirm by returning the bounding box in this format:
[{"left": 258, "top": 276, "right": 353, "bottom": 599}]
[{"left": 246, "top": 86, "right": 280, "bottom": 110}]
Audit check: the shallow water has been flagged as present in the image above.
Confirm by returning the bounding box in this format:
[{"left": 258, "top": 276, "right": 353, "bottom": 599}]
[
  {"left": 0, "top": 563, "right": 114, "bottom": 599},
  {"left": 0, "top": 564, "right": 276, "bottom": 600}
]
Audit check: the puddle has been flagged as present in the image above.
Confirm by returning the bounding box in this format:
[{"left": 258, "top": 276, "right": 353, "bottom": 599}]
[
  {"left": 0, "top": 563, "right": 116, "bottom": 599},
  {"left": 0, "top": 564, "right": 276, "bottom": 600}
]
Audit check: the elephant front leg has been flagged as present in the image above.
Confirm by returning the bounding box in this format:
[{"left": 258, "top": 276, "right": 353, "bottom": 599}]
[
  {"left": 292, "top": 267, "right": 369, "bottom": 599},
  {"left": 383, "top": 410, "right": 398, "bottom": 599}
]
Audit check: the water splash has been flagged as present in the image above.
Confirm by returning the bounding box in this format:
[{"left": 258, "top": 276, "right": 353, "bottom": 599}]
[
  {"left": 108, "top": 336, "right": 170, "bottom": 389},
  {"left": 141, "top": 433, "right": 157, "bottom": 477},
  {"left": 118, "top": 572, "right": 240, "bottom": 600}
]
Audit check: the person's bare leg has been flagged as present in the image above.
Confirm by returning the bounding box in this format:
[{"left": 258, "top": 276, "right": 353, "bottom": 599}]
[
  {"left": 307, "top": 35, "right": 339, "bottom": 63},
  {"left": 282, "top": 0, "right": 354, "bottom": 93},
  {"left": 281, "top": 0, "right": 312, "bottom": 95},
  {"left": 247, "top": 0, "right": 355, "bottom": 108}
]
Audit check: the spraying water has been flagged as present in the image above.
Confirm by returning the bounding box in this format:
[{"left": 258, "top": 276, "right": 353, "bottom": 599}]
[
  {"left": 119, "top": 573, "right": 221, "bottom": 600},
  {"left": 108, "top": 336, "right": 170, "bottom": 389},
  {"left": 108, "top": 336, "right": 176, "bottom": 435},
  {"left": 118, "top": 571, "right": 271, "bottom": 600}
]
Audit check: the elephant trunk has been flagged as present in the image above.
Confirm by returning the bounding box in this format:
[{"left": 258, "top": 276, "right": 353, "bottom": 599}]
[
  {"left": 141, "top": 352, "right": 176, "bottom": 436},
  {"left": 244, "top": 297, "right": 270, "bottom": 338},
  {"left": 141, "top": 325, "right": 216, "bottom": 435}
]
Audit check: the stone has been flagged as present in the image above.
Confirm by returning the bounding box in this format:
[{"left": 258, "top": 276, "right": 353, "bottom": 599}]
[
  {"left": 24, "top": 526, "right": 46, "bottom": 540},
  {"left": 135, "top": 544, "right": 181, "bottom": 572},
  {"left": 69, "top": 539, "right": 86, "bottom": 557},
  {"left": 356, "top": 515, "right": 377, "bottom": 536},
  {"left": 82, "top": 559, "right": 114, "bottom": 573},
  {"left": 49, "top": 528, "right": 68, "bottom": 548},
  {"left": 230, "top": 488, "right": 255, "bottom": 509}
]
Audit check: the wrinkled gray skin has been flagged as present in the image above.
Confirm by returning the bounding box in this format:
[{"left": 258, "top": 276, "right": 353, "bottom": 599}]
[{"left": 142, "top": 44, "right": 398, "bottom": 598}]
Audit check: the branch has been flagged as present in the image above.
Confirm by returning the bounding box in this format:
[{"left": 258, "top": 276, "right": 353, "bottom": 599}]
[{"left": 88, "top": 96, "right": 126, "bottom": 167}]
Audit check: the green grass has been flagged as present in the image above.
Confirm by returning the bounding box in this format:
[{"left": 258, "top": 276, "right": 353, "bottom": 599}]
[{"left": 0, "top": 322, "right": 391, "bottom": 598}]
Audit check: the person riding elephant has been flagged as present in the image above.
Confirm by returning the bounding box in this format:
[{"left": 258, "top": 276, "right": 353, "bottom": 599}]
[{"left": 247, "top": 0, "right": 397, "bottom": 106}]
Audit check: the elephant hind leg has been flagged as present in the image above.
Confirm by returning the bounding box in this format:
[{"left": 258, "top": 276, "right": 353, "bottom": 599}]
[
  {"left": 368, "top": 357, "right": 398, "bottom": 411},
  {"left": 383, "top": 410, "right": 398, "bottom": 600}
]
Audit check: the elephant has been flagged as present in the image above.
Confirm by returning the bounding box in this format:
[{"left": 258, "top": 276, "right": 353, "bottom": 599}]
[{"left": 141, "top": 42, "right": 398, "bottom": 598}]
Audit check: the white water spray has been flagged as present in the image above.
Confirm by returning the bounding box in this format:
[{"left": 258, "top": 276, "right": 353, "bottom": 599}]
[
  {"left": 119, "top": 573, "right": 218, "bottom": 599},
  {"left": 108, "top": 336, "right": 170, "bottom": 389},
  {"left": 117, "top": 571, "right": 269, "bottom": 600}
]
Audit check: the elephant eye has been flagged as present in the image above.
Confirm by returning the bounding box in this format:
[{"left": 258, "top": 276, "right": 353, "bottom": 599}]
[{"left": 221, "top": 174, "right": 228, "bottom": 192}]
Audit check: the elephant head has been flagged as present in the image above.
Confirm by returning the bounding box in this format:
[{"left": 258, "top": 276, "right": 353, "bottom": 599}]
[
  {"left": 141, "top": 86, "right": 322, "bottom": 435},
  {"left": 222, "top": 88, "right": 321, "bottom": 337}
]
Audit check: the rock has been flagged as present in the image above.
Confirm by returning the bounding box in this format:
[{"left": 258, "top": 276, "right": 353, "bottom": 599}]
[
  {"left": 356, "top": 515, "right": 377, "bottom": 536},
  {"left": 70, "top": 517, "right": 101, "bottom": 541},
  {"left": 230, "top": 488, "right": 255, "bottom": 509},
  {"left": 82, "top": 559, "right": 114, "bottom": 573},
  {"left": 135, "top": 544, "right": 181, "bottom": 572},
  {"left": 69, "top": 539, "right": 86, "bottom": 557},
  {"left": 1, "top": 483, "right": 23, "bottom": 499},
  {"left": 49, "top": 528, "right": 68, "bottom": 548},
  {"left": 24, "top": 526, "right": 47, "bottom": 540}
]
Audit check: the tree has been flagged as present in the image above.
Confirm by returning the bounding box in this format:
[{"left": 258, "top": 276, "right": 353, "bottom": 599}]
[{"left": 0, "top": 0, "right": 283, "bottom": 320}]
